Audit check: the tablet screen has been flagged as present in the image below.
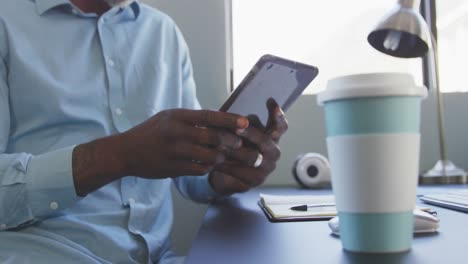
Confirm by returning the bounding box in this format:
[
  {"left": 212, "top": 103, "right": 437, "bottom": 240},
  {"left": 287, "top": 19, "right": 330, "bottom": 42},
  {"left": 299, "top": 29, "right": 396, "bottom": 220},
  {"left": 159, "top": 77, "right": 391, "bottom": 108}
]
[{"left": 220, "top": 55, "right": 318, "bottom": 126}]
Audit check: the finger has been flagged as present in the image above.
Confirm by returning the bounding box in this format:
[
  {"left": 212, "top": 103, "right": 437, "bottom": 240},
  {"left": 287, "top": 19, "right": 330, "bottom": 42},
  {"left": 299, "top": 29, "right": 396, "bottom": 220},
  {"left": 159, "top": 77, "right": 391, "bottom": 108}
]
[
  {"left": 236, "top": 127, "right": 281, "bottom": 161},
  {"left": 265, "top": 98, "right": 288, "bottom": 142},
  {"left": 246, "top": 114, "right": 265, "bottom": 130},
  {"left": 226, "top": 147, "right": 278, "bottom": 167},
  {"left": 216, "top": 173, "right": 251, "bottom": 194},
  {"left": 215, "top": 162, "right": 273, "bottom": 187},
  {"left": 180, "top": 125, "right": 243, "bottom": 151},
  {"left": 170, "top": 160, "right": 214, "bottom": 176},
  {"left": 177, "top": 109, "right": 249, "bottom": 131},
  {"left": 171, "top": 141, "right": 225, "bottom": 166},
  {"left": 226, "top": 147, "right": 259, "bottom": 167},
  {"left": 217, "top": 158, "right": 277, "bottom": 178}
]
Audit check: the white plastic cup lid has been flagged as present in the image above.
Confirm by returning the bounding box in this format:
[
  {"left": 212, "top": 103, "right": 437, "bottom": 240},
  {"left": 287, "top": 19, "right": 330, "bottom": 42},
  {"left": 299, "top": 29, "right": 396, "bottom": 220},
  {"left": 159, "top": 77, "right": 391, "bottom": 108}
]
[{"left": 317, "top": 72, "right": 428, "bottom": 105}]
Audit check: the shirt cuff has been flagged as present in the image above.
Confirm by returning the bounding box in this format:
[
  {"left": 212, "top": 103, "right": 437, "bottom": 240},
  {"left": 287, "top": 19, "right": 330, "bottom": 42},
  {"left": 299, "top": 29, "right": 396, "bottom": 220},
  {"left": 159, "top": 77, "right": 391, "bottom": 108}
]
[
  {"left": 198, "top": 174, "right": 225, "bottom": 202},
  {"left": 174, "top": 174, "right": 227, "bottom": 203},
  {"left": 26, "top": 146, "right": 81, "bottom": 219}
]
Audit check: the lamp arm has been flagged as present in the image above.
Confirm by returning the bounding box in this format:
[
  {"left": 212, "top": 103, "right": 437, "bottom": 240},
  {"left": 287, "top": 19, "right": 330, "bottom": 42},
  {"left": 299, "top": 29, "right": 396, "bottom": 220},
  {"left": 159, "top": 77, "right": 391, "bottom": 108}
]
[
  {"left": 398, "top": 0, "right": 420, "bottom": 9},
  {"left": 428, "top": 33, "right": 448, "bottom": 162}
]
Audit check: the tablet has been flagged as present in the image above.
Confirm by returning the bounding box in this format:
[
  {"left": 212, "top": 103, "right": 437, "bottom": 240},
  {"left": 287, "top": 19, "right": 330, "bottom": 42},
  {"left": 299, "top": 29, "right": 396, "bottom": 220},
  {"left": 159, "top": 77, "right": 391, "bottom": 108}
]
[{"left": 220, "top": 54, "right": 319, "bottom": 126}]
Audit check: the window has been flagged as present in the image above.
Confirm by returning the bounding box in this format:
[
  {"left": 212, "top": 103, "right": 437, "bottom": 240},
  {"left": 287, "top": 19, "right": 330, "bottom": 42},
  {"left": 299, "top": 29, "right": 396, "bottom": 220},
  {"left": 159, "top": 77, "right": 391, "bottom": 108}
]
[
  {"left": 436, "top": 0, "right": 468, "bottom": 93},
  {"left": 232, "top": 1, "right": 424, "bottom": 94}
]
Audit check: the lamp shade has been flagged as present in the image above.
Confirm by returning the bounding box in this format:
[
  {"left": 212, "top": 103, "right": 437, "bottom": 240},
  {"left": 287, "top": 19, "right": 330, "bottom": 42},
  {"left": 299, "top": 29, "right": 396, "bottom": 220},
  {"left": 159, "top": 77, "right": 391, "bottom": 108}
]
[{"left": 367, "top": 4, "right": 431, "bottom": 58}]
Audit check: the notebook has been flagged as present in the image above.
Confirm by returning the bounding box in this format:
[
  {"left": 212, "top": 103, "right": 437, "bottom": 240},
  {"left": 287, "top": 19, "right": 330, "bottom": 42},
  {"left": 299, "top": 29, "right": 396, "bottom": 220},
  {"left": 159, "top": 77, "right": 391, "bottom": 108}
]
[
  {"left": 420, "top": 189, "right": 468, "bottom": 213},
  {"left": 259, "top": 193, "right": 433, "bottom": 222},
  {"left": 258, "top": 193, "right": 337, "bottom": 222}
]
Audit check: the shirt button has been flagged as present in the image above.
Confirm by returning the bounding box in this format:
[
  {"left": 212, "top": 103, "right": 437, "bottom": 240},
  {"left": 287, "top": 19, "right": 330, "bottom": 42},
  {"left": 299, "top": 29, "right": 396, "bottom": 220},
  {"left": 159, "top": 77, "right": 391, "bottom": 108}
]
[
  {"left": 50, "top": 201, "right": 59, "bottom": 210},
  {"left": 115, "top": 108, "right": 123, "bottom": 116},
  {"left": 108, "top": 59, "right": 115, "bottom": 67},
  {"left": 0, "top": 224, "right": 6, "bottom": 229}
]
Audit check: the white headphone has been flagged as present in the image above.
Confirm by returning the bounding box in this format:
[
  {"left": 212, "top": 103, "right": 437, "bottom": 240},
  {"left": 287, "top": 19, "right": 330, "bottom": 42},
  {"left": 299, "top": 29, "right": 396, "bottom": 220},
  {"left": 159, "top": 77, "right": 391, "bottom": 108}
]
[{"left": 292, "top": 153, "right": 331, "bottom": 188}]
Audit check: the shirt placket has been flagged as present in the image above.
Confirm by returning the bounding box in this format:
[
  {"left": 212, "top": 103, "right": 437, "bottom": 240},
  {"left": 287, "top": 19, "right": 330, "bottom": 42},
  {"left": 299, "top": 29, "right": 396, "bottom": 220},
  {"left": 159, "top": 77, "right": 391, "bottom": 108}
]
[
  {"left": 97, "top": 14, "right": 132, "bottom": 134},
  {"left": 97, "top": 12, "right": 143, "bottom": 243}
]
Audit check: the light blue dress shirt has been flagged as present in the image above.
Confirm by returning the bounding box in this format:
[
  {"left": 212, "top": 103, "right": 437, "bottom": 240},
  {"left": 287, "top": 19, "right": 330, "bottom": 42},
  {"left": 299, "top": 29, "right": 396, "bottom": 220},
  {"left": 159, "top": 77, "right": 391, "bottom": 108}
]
[{"left": 0, "top": 0, "right": 219, "bottom": 263}]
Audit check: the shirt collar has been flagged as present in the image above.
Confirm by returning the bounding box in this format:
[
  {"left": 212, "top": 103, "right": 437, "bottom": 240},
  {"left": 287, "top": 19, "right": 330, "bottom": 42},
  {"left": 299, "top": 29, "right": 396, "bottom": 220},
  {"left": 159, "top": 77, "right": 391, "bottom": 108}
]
[
  {"left": 129, "top": 1, "right": 140, "bottom": 19},
  {"left": 35, "top": 0, "right": 141, "bottom": 19},
  {"left": 35, "top": 0, "right": 70, "bottom": 15}
]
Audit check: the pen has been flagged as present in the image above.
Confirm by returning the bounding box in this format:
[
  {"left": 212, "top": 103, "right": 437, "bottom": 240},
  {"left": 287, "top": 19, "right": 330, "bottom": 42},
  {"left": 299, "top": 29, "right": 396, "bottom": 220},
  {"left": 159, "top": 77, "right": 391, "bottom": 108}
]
[{"left": 290, "top": 204, "right": 335, "bottom": 211}]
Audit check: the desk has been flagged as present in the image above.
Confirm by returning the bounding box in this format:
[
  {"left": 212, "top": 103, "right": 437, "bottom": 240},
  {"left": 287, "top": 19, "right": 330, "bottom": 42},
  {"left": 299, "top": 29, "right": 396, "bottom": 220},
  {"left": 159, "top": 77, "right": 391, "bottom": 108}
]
[{"left": 186, "top": 186, "right": 467, "bottom": 264}]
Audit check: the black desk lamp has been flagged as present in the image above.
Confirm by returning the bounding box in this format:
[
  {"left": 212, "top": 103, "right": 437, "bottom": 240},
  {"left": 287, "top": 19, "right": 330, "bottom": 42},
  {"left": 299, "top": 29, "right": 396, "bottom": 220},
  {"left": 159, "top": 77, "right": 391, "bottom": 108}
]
[{"left": 367, "top": 0, "right": 466, "bottom": 184}]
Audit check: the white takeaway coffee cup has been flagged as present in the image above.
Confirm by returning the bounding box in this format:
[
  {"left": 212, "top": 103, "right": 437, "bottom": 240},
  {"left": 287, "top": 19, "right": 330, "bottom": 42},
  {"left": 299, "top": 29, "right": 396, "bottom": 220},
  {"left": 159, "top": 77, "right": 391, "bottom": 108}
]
[{"left": 317, "top": 72, "right": 427, "bottom": 253}]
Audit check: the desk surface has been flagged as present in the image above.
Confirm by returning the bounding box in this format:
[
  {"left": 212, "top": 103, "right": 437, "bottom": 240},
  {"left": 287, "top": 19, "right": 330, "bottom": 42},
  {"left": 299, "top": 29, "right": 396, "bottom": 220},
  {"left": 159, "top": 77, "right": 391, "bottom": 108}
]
[{"left": 186, "top": 186, "right": 468, "bottom": 264}]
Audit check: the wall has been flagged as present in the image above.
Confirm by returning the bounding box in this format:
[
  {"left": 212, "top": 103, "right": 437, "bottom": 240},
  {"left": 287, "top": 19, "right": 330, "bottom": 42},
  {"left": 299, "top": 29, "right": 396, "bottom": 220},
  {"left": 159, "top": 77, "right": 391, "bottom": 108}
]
[{"left": 142, "top": 0, "right": 468, "bottom": 256}]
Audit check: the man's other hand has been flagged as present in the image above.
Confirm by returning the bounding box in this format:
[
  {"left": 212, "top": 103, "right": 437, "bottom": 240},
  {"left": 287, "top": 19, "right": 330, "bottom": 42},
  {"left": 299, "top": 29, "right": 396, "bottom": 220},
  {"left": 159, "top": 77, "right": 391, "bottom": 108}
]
[{"left": 208, "top": 99, "right": 288, "bottom": 195}]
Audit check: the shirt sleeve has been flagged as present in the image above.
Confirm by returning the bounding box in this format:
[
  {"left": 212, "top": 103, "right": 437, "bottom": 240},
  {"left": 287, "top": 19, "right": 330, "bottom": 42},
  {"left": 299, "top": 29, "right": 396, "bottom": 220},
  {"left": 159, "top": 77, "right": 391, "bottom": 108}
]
[
  {"left": 0, "top": 31, "right": 80, "bottom": 231},
  {"left": 175, "top": 24, "right": 201, "bottom": 111}
]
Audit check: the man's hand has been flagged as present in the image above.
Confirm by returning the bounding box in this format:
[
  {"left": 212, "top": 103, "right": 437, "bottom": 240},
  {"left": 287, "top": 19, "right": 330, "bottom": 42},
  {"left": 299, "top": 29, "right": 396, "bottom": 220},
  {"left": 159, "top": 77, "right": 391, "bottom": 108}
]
[
  {"left": 120, "top": 109, "right": 249, "bottom": 178},
  {"left": 73, "top": 109, "right": 249, "bottom": 196},
  {"left": 208, "top": 99, "right": 288, "bottom": 195}
]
